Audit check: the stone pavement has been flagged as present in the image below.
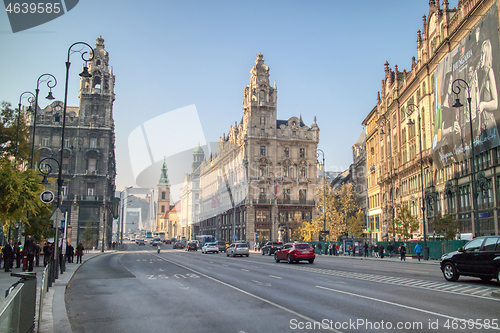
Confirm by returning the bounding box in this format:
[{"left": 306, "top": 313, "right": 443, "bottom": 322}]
[{"left": 0, "top": 249, "right": 109, "bottom": 333}]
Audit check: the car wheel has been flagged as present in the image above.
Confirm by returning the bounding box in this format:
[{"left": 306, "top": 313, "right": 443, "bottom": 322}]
[
  {"left": 287, "top": 255, "right": 293, "bottom": 264},
  {"left": 496, "top": 268, "right": 500, "bottom": 285},
  {"left": 308, "top": 259, "right": 314, "bottom": 264},
  {"left": 268, "top": 250, "right": 272, "bottom": 256},
  {"left": 232, "top": 252, "right": 236, "bottom": 257},
  {"left": 442, "top": 262, "right": 459, "bottom": 281},
  {"left": 226, "top": 252, "right": 229, "bottom": 257},
  {"left": 480, "top": 277, "right": 492, "bottom": 282},
  {"left": 274, "top": 254, "right": 280, "bottom": 263},
  {"left": 262, "top": 251, "right": 265, "bottom": 256},
  {"left": 246, "top": 254, "right": 249, "bottom": 257}
]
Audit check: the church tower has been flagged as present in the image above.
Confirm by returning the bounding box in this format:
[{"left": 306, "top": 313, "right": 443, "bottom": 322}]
[
  {"left": 157, "top": 159, "right": 171, "bottom": 230},
  {"left": 192, "top": 144, "right": 205, "bottom": 174}
]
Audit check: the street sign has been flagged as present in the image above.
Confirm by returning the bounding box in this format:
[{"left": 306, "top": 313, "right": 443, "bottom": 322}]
[
  {"left": 40, "top": 190, "right": 55, "bottom": 204},
  {"left": 50, "top": 208, "right": 64, "bottom": 228},
  {"left": 232, "top": 234, "right": 237, "bottom": 240}
]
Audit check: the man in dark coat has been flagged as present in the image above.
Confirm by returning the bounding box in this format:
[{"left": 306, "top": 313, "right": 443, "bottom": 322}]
[
  {"left": 43, "top": 242, "right": 53, "bottom": 267},
  {"left": 14, "top": 241, "right": 21, "bottom": 268},
  {"left": 2, "top": 240, "right": 14, "bottom": 272}
]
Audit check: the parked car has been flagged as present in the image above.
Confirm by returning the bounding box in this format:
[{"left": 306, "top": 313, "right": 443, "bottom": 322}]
[
  {"left": 186, "top": 242, "right": 198, "bottom": 251},
  {"left": 202, "top": 242, "right": 219, "bottom": 254},
  {"left": 275, "top": 243, "right": 315, "bottom": 264},
  {"left": 261, "top": 241, "right": 283, "bottom": 255},
  {"left": 226, "top": 243, "right": 249, "bottom": 257},
  {"left": 216, "top": 241, "right": 227, "bottom": 253},
  {"left": 440, "top": 236, "right": 500, "bottom": 284},
  {"left": 173, "top": 241, "right": 185, "bottom": 249},
  {"left": 136, "top": 239, "right": 146, "bottom": 246}
]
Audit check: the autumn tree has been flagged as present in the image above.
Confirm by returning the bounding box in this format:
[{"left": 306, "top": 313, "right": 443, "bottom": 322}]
[
  {"left": 347, "top": 210, "right": 365, "bottom": 238},
  {"left": 390, "top": 205, "right": 419, "bottom": 241},
  {"left": 432, "top": 213, "right": 460, "bottom": 241}
]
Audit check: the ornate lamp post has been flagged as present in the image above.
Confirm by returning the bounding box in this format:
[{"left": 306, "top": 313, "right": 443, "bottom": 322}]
[
  {"left": 451, "top": 79, "right": 480, "bottom": 237},
  {"left": 377, "top": 114, "right": 395, "bottom": 241},
  {"left": 30, "top": 74, "right": 56, "bottom": 169},
  {"left": 53, "top": 42, "right": 93, "bottom": 274},
  {"left": 268, "top": 171, "right": 277, "bottom": 242},
  {"left": 405, "top": 103, "right": 429, "bottom": 260},
  {"left": 16, "top": 91, "right": 35, "bottom": 161},
  {"left": 316, "top": 149, "right": 328, "bottom": 254}
]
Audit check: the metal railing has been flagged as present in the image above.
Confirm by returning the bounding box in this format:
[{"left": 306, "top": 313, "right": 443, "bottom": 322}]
[{"left": 0, "top": 272, "right": 37, "bottom": 333}]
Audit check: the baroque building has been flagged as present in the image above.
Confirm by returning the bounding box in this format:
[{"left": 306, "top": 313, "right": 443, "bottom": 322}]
[
  {"left": 197, "top": 54, "right": 320, "bottom": 246},
  {"left": 367, "top": 0, "right": 500, "bottom": 241},
  {"left": 31, "top": 37, "right": 116, "bottom": 248}
]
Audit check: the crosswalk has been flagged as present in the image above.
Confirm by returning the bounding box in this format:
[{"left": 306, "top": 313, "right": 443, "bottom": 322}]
[{"left": 284, "top": 265, "right": 500, "bottom": 300}]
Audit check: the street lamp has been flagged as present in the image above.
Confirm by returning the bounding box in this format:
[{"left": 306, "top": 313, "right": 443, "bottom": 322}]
[
  {"left": 377, "top": 114, "right": 395, "bottom": 241},
  {"left": 405, "top": 103, "right": 429, "bottom": 260},
  {"left": 451, "top": 79, "right": 480, "bottom": 237},
  {"left": 268, "top": 171, "right": 277, "bottom": 242},
  {"left": 316, "top": 149, "right": 328, "bottom": 254},
  {"left": 54, "top": 42, "right": 94, "bottom": 273},
  {"left": 30, "top": 74, "right": 57, "bottom": 169},
  {"left": 16, "top": 91, "right": 35, "bottom": 161}
]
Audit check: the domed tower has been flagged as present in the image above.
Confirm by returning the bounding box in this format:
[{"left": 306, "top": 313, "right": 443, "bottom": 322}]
[
  {"left": 192, "top": 144, "right": 205, "bottom": 175},
  {"left": 157, "top": 158, "right": 171, "bottom": 230}
]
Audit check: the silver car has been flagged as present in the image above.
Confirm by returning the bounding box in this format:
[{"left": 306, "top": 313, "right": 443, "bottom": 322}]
[
  {"left": 202, "top": 242, "right": 219, "bottom": 254},
  {"left": 226, "top": 243, "right": 249, "bottom": 257}
]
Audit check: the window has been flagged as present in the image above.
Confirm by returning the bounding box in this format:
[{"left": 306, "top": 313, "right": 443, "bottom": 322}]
[
  {"left": 292, "top": 131, "right": 296, "bottom": 135},
  {"left": 261, "top": 129, "right": 265, "bottom": 134},
  {"left": 283, "top": 166, "right": 289, "bottom": 177},
  {"left": 161, "top": 205, "right": 165, "bottom": 213},
  {"left": 88, "top": 158, "right": 96, "bottom": 171},
  {"left": 64, "top": 138, "right": 70, "bottom": 148},
  {"left": 259, "top": 167, "right": 265, "bottom": 177},
  {"left": 259, "top": 91, "right": 265, "bottom": 102},
  {"left": 300, "top": 148, "right": 305, "bottom": 158},
  {"left": 299, "top": 189, "right": 306, "bottom": 202},
  {"left": 259, "top": 188, "right": 266, "bottom": 199},
  {"left": 90, "top": 138, "right": 97, "bottom": 148},
  {"left": 463, "top": 238, "right": 483, "bottom": 252},
  {"left": 283, "top": 189, "right": 291, "bottom": 201},
  {"left": 61, "top": 185, "right": 67, "bottom": 197},
  {"left": 62, "top": 157, "right": 69, "bottom": 170},
  {"left": 260, "top": 146, "right": 266, "bottom": 156},
  {"left": 42, "top": 137, "right": 50, "bottom": 147},
  {"left": 284, "top": 147, "right": 289, "bottom": 158},
  {"left": 260, "top": 116, "right": 265, "bottom": 125},
  {"left": 161, "top": 191, "right": 166, "bottom": 200},
  {"left": 300, "top": 167, "right": 306, "bottom": 178},
  {"left": 87, "top": 183, "right": 95, "bottom": 196}
]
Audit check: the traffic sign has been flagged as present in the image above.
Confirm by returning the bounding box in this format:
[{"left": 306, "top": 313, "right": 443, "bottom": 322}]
[{"left": 40, "top": 190, "right": 55, "bottom": 204}]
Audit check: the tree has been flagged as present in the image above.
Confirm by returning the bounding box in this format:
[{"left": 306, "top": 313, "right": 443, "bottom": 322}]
[
  {"left": 347, "top": 210, "right": 365, "bottom": 238},
  {"left": 298, "top": 220, "right": 320, "bottom": 242},
  {"left": 312, "top": 181, "right": 361, "bottom": 241},
  {"left": 82, "top": 220, "right": 99, "bottom": 249},
  {"left": 0, "top": 160, "right": 48, "bottom": 232},
  {"left": 391, "top": 205, "right": 419, "bottom": 241},
  {"left": 432, "top": 213, "right": 459, "bottom": 241},
  {"left": 0, "top": 101, "right": 32, "bottom": 164}
]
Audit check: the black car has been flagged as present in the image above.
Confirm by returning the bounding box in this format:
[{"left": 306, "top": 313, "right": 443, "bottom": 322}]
[
  {"left": 187, "top": 242, "right": 198, "bottom": 251},
  {"left": 261, "top": 242, "right": 283, "bottom": 255},
  {"left": 440, "top": 236, "right": 500, "bottom": 284}
]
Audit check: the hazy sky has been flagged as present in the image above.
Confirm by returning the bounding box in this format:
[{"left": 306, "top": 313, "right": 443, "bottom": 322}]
[{"left": 0, "top": 0, "right": 459, "bottom": 201}]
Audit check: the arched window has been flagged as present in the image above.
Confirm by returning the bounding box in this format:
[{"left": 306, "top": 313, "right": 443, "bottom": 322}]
[{"left": 259, "top": 91, "right": 265, "bottom": 102}]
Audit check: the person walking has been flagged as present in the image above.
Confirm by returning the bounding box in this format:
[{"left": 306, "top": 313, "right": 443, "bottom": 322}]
[
  {"left": 66, "top": 243, "right": 75, "bottom": 263},
  {"left": 35, "top": 242, "right": 41, "bottom": 267},
  {"left": 317, "top": 242, "right": 323, "bottom": 255},
  {"left": 2, "top": 240, "right": 14, "bottom": 272},
  {"left": 24, "top": 240, "right": 36, "bottom": 272},
  {"left": 76, "top": 242, "right": 84, "bottom": 264},
  {"left": 43, "top": 242, "right": 53, "bottom": 267},
  {"left": 378, "top": 243, "right": 385, "bottom": 258},
  {"left": 399, "top": 243, "right": 407, "bottom": 261},
  {"left": 14, "top": 241, "right": 21, "bottom": 268},
  {"left": 363, "top": 242, "right": 369, "bottom": 258},
  {"left": 414, "top": 242, "right": 423, "bottom": 261}
]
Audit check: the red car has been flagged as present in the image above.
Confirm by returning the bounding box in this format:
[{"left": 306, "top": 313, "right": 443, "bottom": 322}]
[{"left": 274, "top": 243, "right": 315, "bottom": 264}]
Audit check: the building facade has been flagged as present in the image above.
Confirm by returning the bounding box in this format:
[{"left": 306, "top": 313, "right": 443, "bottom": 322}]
[
  {"left": 366, "top": 0, "right": 500, "bottom": 241},
  {"left": 197, "top": 54, "right": 320, "bottom": 246},
  {"left": 31, "top": 37, "right": 116, "bottom": 248}
]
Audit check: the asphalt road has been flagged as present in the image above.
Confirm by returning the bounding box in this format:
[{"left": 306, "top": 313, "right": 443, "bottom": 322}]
[{"left": 65, "top": 243, "right": 500, "bottom": 333}]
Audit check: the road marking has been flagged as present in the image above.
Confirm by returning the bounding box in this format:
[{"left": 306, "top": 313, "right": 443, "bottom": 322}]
[
  {"left": 155, "top": 255, "right": 342, "bottom": 333},
  {"left": 316, "top": 285, "right": 500, "bottom": 331},
  {"left": 269, "top": 275, "right": 282, "bottom": 279},
  {"left": 251, "top": 280, "right": 271, "bottom": 287},
  {"left": 241, "top": 269, "right": 250, "bottom": 272}
]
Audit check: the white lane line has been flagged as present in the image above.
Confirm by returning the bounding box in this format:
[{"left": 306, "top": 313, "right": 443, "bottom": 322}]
[
  {"left": 156, "top": 256, "right": 343, "bottom": 333},
  {"left": 316, "top": 285, "right": 500, "bottom": 331},
  {"left": 241, "top": 269, "right": 250, "bottom": 272},
  {"left": 269, "top": 275, "right": 283, "bottom": 279}
]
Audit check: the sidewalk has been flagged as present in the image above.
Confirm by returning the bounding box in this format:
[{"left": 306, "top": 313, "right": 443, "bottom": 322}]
[{"left": 0, "top": 248, "right": 110, "bottom": 333}]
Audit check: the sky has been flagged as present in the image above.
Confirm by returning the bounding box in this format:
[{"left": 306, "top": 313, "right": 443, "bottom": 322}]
[{"left": 0, "top": 0, "right": 459, "bottom": 201}]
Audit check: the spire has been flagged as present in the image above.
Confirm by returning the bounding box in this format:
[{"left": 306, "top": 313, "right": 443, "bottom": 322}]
[{"left": 158, "top": 157, "right": 170, "bottom": 185}]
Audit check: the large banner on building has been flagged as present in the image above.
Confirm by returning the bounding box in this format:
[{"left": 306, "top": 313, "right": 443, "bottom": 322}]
[{"left": 432, "top": 4, "right": 500, "bottom": 169}]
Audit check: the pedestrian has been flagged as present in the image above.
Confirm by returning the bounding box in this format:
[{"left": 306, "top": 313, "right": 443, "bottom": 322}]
[
  {"left": 334, "top": 243, "right": 338, "bottom": 256},
  {"left": 317, "top": 242, "right": 323, "bottom": 255},
  {"left": 43, "top": 242, "right": 53, "bottom": 267},
  {"left": 387, "top": 243, "right": 394, "bottom": 258},
  {"left": 76, "top": 242, "right": 84, "bottom": 264},
  {"left": 378, "top": 243, "right": 385, "bottom": 258},
  {"left": 329, "top": 243, "right": 333, "bottom": 255},
  {"left": 257, "top": 242, "right": 261, "bottom": 252},
  {"left": 346, "top": 244, "right": 351, "bottom": 256},
  {"left": 14, "top": 241, "right": 21, "bottom": 268},
  {"left": 338, "top": 244, "right": 342, "bottom": 256},
  {"left": 2, "top": 240, "right": 14, "bottom": 272},
  {"left": 66, "top": 243, "right": 75, "bottom": 263},
  {"left": 25, "top": 240, "right": 35, "bottom": 272},
  {"left": 35, "top": 242, "right": 40, "bottom": 267},
  {"left": 399, "top": 243, "right": 406, "bottom": 261},
  {"left": 363, "top": 242, "right": 369, "bottom": 258},
  {"left": 414, "top": 242, "right": 423, "bottom": 261}
]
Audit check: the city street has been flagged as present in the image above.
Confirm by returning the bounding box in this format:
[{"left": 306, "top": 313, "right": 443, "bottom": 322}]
[{"left": 65, "top": 242, "right": 500, "bottom": 333}]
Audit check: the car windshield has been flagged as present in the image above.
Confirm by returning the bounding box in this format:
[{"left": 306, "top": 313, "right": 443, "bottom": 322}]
[
  {"left": 206, "top": 243, "right": 216, "bottom": 246},
  {"left": 295, "top": 244, "right": 311, "bottom": 249},
  {"left": 236, "top": 244, "right": 247, "bottom": 248}
]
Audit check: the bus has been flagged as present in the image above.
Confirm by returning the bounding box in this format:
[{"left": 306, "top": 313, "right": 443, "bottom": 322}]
[
  {"left": 154, "top": 232, "right": 166, "bottom": 242},
  {"left": 196, "top": 235, "right": 215, "bottom": 247},
  {"left": 145, "top": 231, "right": 153, "bottom": 239}
]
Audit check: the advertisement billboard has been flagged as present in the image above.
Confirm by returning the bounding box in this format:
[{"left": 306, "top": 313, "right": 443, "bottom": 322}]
[{"left": 432, "top": 4, "right": 500, "bottom": 169}]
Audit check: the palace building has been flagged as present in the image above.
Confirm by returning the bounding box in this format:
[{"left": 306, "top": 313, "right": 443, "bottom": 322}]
[{"left": 197, "top": 54, "right": 320, "bottom": 246}]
